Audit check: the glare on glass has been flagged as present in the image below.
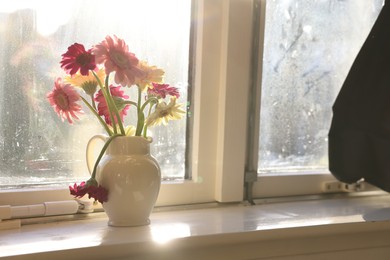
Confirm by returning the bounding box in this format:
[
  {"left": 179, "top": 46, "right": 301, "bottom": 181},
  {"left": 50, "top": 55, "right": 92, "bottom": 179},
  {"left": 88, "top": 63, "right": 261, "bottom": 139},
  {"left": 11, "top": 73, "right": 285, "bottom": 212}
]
[
  {"left": 0, "top": 0, "right": 191, "bottom": 187},
  {"left": 258, "top": 0, "right": 383, "bottom": 174}
]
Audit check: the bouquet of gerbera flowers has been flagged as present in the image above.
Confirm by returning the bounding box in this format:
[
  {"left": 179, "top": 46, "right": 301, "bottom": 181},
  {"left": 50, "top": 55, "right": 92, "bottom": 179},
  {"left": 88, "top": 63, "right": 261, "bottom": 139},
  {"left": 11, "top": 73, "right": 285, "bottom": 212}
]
[{"left": 47, "top": 35, "right": 185, "bottom": 203}]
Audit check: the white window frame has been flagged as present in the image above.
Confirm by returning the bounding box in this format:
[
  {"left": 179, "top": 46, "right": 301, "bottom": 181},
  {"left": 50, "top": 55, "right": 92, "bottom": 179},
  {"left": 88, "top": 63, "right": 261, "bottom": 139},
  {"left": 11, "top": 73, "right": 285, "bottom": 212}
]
[
  {"left": 247, "top": 0, "right": 338, "bottom": 198},
  {"left": 0, "top": 0, "right": 252, "bottom": 207},
  {"left": 248, "top": 0, "right": 381, "bottom": 199},
  {"left": 0, "top": 0, "right": 376, "bottom": 208}
]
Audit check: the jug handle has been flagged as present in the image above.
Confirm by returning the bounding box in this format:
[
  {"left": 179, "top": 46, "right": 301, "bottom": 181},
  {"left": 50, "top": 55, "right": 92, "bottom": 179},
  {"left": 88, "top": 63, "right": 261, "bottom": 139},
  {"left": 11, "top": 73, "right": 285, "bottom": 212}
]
[{"left": 86, "top": 134, "right": 107, "bottom": 176}]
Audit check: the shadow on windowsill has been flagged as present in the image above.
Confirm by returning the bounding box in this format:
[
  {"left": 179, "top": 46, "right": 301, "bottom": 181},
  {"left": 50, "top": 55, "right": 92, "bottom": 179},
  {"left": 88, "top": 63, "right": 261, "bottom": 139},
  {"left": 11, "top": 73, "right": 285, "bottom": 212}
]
[{"left": 363, "top": 207, "right": 390, "bottom": 222}]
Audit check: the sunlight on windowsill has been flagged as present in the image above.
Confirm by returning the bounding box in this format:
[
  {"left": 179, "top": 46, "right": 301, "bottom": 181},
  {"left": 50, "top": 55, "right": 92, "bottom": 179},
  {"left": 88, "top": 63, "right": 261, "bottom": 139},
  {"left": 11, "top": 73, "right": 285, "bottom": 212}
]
[{"left": 1, "top": 192, "right": 390, "bottom": 259}]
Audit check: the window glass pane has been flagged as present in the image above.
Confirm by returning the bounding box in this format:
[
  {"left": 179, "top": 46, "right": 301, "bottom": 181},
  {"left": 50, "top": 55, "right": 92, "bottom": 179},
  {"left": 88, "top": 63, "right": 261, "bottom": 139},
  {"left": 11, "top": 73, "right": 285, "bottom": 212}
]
[
  {"left": 0, "top": 0, "right": 191, "bottom": 188},
  {"left": 258, "top": 0, "right": 383, "bottom": 174}
]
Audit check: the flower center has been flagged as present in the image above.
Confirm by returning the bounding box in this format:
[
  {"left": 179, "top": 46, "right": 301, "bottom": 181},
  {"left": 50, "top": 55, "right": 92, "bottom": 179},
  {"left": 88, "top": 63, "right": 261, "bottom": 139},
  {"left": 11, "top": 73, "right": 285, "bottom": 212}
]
[
  {"left": 81, "top": 81, "right": 98, "bottom": 96},
  {"left": 76, "top": 53, "right": 93, "bottom": 66},
  {"left": 159, "top": 110, "right": 170, "bottom": 117},
  {"left": 110, "top": 51, "right": 128, "bottom": 68},
  {"left": 55, "top": 93, "right": 69, "bottom": 109}
]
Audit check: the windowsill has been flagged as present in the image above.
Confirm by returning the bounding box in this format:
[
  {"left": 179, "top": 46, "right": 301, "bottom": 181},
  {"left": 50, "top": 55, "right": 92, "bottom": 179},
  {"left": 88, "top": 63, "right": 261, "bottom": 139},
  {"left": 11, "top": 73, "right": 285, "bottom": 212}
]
[{"left": 2, "top": 192, "right": 390, "bottom": 259}]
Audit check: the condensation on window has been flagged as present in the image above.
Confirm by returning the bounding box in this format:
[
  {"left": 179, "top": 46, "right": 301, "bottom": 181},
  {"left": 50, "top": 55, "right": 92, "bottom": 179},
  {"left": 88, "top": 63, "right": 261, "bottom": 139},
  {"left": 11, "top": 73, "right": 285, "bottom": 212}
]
[
  {"left": 0, "top": 0, "right": 191, "bottom": 188},
  {"left": 258, "top": 0, "right": 384, "bottom": 174}
]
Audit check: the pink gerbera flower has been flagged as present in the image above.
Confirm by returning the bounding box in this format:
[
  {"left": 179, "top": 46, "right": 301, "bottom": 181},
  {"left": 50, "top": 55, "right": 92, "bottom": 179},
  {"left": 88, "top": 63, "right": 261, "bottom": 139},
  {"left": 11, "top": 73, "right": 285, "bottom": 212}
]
[
  {"left": 92, "top": 35, "right": 144, "bottom": 86},
  {"left": 60, "top": 43, "right": 96, "bottom": 76},
  {"left": 95, "top": 85, "right": 130, "bottom": 126},
  {"left": 148, "top": 83, "right": 180, "bottom": 99},
  {"left": 47, "top": 77, "right": 83, "bottom": 124}
]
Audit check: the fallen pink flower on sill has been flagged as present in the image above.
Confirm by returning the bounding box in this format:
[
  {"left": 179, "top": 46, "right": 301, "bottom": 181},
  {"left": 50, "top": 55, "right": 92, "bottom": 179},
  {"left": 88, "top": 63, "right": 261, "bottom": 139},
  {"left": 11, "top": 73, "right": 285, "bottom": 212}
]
[
  {"left": 69, "top": 181, "right": 108, "bottom": 203},
  {"left": 87, "top": 185, "right": 109, "bottom": 204},
  {"left": 69, "top": 181, "right": 89, "bottom": 198}
]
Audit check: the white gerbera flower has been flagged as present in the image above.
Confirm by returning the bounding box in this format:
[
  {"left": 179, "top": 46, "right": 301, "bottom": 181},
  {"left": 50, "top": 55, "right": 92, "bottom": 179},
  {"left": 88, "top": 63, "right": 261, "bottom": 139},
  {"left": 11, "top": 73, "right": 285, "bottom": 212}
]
[{"left": 145, "top": 97, "right": 186, "bottom": 127}]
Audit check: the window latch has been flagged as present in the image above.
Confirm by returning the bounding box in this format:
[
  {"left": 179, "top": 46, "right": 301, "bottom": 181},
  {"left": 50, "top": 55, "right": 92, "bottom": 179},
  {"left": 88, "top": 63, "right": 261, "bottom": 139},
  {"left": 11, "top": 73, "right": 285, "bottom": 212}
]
[{"left": 322, "top": 181, "right": 365, "bottom": 193}]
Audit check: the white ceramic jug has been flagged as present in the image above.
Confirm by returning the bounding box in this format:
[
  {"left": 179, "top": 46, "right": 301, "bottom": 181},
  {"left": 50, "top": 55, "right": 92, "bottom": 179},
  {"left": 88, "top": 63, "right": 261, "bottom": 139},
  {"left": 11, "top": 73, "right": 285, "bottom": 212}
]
[{"left": 86, "top": 135, "right": 161, "bottom": 226}]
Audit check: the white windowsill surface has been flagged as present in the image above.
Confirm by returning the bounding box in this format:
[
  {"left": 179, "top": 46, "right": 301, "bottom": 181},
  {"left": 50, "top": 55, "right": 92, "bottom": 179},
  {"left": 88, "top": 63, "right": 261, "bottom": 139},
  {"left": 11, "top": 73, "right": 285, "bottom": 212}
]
[{"left": 1, "top": 192, "right": 390, "bottom": 260}]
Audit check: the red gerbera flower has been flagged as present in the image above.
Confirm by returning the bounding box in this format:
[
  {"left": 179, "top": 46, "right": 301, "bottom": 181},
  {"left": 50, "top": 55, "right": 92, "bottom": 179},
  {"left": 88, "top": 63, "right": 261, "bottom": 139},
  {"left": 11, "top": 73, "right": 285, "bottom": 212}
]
[
  {"left": 87, "top": 185, "right": 109, "bottom": 203},
  {"left": 46, "top": 77, "right": 83, "bottom": 124},
  {"left": 69, "top": 181, "right": 89, "bottom": 198},
  {"left": 69, "top": 180, "right": 108, "bottom": 203},
  {"left": 95, "top": 85, "right": 130, "bottom": 126},
  {"left": 148, "top": 83, "right": 180, "bottom": 99},
  {"left": 60, "top": 43, "right": 96, "bottom": 76}
]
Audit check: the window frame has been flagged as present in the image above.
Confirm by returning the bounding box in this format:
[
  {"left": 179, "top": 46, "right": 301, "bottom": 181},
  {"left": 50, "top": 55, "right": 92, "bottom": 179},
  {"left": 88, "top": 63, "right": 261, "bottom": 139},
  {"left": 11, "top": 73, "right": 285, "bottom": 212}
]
[
  {"left": 248, "top": 0, "right": 382, "bottom": 199},
  {"left": 0, "top": 0, "right": 253, "bottom": 207},
  {"left": 156, "top": 0, "right": 252, "bottom": 204},
  {"left": 247, "top": 0, "right": 338, "bottom": 199},
  {"left": 1, "top": 0, "right": 377, "bottom": 209}
]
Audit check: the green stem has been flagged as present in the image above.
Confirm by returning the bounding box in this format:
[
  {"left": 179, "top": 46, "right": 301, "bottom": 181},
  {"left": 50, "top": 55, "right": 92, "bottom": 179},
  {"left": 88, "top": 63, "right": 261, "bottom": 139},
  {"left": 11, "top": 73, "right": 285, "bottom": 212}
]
[
  {"left": 112, "top": 104, "right": 126, "bottom": 135},
  {"left": 142, "top": 125, "right": 148, "bottom": 138},
  {"left": 103, "top": 76, "right": 118, "bottom": 135},
  {"left": 80, "top": 96, "right": 112, "bottom": 136},
  {"left": 123, "top": 100, "right": 138, "bottom": 106},
  {"left": 90, "top": 94, "right": 97, "bottom": 111},
  {"left": 142, "top": 101, "right": 155, "bottom": 137},
  {"left": 91, "top": 70, "right": 104, "bottom": 89},
  {"left": 91, "top": 134, "right": 122, "bottom": 179},
  {"left": 103, "top": 76, "right": 126, "bottom": 135},
  {"left": 135, "top": 87, "right": 143, "bottom": 136},
  {"left": 91, "top": 71, "right": 123, "bottom": 135},
  {"left": 140, "top": 97, "right": 158, "bottom": 112},
  {"left": 136, "top": 110, "right": 144, "bottom": 136}
]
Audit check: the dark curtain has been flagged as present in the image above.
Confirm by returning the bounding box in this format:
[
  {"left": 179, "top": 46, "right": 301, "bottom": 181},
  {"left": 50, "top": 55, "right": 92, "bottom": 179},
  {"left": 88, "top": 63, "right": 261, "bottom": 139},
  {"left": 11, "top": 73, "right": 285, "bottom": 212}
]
[{"left": 328, "top": 1, "right": 390, "bottom": 191}]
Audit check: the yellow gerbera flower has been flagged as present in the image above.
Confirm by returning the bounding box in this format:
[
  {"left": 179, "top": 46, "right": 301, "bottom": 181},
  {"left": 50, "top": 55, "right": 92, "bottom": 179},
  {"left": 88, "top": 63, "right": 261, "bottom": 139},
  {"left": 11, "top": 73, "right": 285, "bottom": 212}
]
[
  {"left": 124, "top": 125, "right": 136, "bottom": 136},
  {"left": 135, "top": 61, "right": 165, "bottom": 92},
  {"left": 108, "top": 125, "right": 136, "bottom": 136},
  {"left": 145, "top": 97, "right": 186, "bottom": 127},
  {"left": 65, "top": 69, "right": 105, "bottom": 96}
]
